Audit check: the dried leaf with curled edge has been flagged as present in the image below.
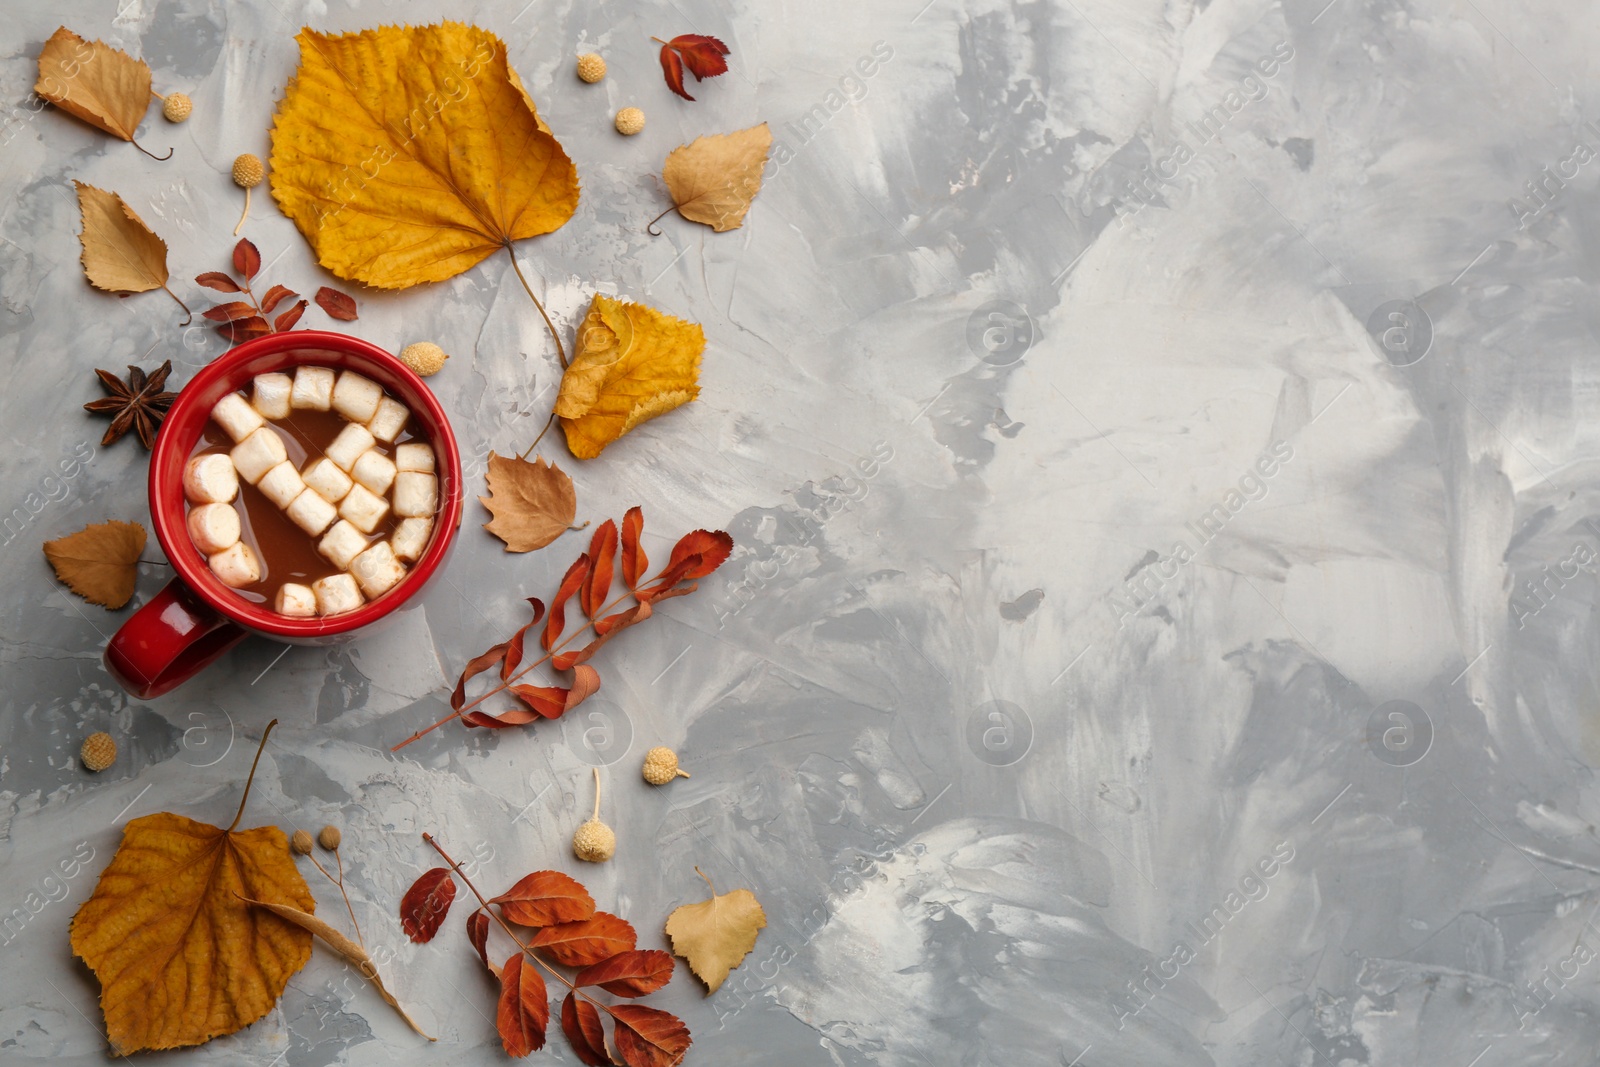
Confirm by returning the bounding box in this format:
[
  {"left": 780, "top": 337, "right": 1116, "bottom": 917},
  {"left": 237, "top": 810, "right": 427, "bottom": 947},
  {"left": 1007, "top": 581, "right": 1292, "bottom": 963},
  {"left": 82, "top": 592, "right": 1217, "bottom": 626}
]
[
  {"left": 68, "top": 772, "right": 314, "bottom": 1050},
  {"left": 74, "top": 182, "right": 170, "bottom": 295},
  {"left": 661, "top": 123, "right": 771, "bottom": 232},
  {"left": 43, "top": 519, "right": 146, "bottom": 609},
  {"left": 480, "top": 452, "right": 577, "bottom": 552},
  {"left": 555, "top": 295, "right": 704, "bottom": 460},
  {"left": 35, "top": 27, "right": 152, "bottom": 144},
  {"left": 664, "top": 869, "right": 766, "bottom": 993},
  {"left": 269, "top": 22, "right": 579, "bottom": 290}
]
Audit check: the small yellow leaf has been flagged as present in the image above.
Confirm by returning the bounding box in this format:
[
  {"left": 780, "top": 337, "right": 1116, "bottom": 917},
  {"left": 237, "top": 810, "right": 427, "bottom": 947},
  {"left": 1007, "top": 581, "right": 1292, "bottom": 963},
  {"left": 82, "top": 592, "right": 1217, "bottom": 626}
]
[
  {"left": 269, "top": 22, "right": 579, "bottom": 290},
  {"left": 43, "top": 519, "right": 146, "bottom": 609},
  {"left": 556, "top": 294, "right": 705, "bottom": 460},
  {"left": 74, "top": 182, "right": 170, "bottom": 295},
  {"left": 664, "top": 869, "right": 766, "bottom": 994},
  {"left": 70, "top": 813, "right": 314, "bottom": 1052},
  {"left": 479, "top": 452, "right": 577, "bottom": 552},
  {"left": 662, "top": 123, "right": 772, "bottom": 232},
  {"left": 35, "top": 27, "right": 152, "bottom": 142}
]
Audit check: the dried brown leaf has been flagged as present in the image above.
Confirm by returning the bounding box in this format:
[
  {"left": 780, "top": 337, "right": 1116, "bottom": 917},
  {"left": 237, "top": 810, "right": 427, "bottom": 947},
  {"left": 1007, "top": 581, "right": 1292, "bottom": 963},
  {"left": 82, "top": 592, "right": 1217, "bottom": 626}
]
[
  {"left": 42, "top": 520, "right": 145, "bottom": 609},
  {"left": 480, "top": 452, "right": 577, "bottom": 553}
]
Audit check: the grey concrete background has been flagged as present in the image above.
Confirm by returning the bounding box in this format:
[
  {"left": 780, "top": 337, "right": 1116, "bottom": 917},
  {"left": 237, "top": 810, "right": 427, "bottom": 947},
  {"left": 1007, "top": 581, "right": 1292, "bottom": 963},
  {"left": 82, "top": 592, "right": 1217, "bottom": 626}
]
[{"left": 3, "top": 0, "right": 1599, "bottom": 1064}]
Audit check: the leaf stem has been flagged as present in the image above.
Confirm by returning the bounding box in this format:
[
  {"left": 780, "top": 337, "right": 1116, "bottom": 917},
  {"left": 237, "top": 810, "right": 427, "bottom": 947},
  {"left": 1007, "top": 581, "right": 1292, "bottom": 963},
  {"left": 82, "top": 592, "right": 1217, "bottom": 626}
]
[
  {"left": 160, "top": 283, "right": 193, "bottom": 326},
  {"left": 228, "top": 718, "right": 278, "bottom": 833},
  {"left": 591, "top": 767, "right": 602, "bottom": 821},
  {"left": 234, "top": 187, "right": 252, "bottom": 237},
  {"left": 518, "top": 412, "right": 557, "bottom": 460},
  {"left": 646, "top": 205, "right": 673, "bottom": 237},
  {"left": 132, "top": 137, "right": 173, "bottom": 161},
  {"left": 504, "top": 242, "right": 568, "bottom": 369}
]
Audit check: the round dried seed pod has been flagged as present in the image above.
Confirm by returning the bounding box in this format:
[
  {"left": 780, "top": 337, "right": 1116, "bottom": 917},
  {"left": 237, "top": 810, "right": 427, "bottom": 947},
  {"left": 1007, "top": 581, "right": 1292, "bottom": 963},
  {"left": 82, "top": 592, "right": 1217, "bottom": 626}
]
[
  {"left": 162, "top": 92, "right": 192, "bottom": 122},
  {"left": 80, "top": 732, "right": 117, "bottom": 772},
  {"left": 318, "top": 825, "right": 341, "bottom": 851},
  {"left": 291, "top": 829, "right": 314, "bottom": 855},
  {"left": 573, "top": 819, "right": 616, "bottom": 862},
  {"left": 615, "top": 107, "right": 645, "bottom": 136},
  {"left": 231, "top": 153, "right": 265, "bottom": 188},
  {"left": 400, "top": 342, "right": 448, "bottom": 377},
  {"left": 576, "top": 53, "right": 606, "bottom": 83},
  {"left": 642, "top": 746, "right": 691, "bottom": 785}
]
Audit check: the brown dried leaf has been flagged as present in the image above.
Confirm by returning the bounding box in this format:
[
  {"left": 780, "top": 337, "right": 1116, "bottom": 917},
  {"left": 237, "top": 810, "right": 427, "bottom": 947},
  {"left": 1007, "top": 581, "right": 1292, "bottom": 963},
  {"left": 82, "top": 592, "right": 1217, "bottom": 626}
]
[
  {"left": 35, "top": 28, "right": 151, "bottom": 142},
  {"left": 43, "top": 520, "right": 145, "bottom": 609},
  {"left": 74, "top": 182, "right": 169, "bottom": 294},
  {"left": 314, "top": 285, "right": 359, "bottom": 321},
  {"left": 480, "top": 452, "right": 577, "bottom": 553},
  {"left": 664, "top": 869, "right": 765, "bottom": 993},
  {"left": 661, "top": 123, "right": 771, "bottom": 232}
]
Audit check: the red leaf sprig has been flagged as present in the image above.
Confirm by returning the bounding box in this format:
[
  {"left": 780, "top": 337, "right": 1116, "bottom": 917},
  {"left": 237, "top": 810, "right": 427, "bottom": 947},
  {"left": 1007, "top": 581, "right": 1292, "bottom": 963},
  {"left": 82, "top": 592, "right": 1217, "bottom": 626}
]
[
  {"left": 653, "top": 34, "right": 730, "bottom": 101},
  {"left": 196, "top": 238, "right": 359, "bottom": 344},
  {"left": 409, "top": 834, "right": 691, "bottom": 1065},
  {"left": 392, "top": 509, "right": 731, "bottom": 751}
]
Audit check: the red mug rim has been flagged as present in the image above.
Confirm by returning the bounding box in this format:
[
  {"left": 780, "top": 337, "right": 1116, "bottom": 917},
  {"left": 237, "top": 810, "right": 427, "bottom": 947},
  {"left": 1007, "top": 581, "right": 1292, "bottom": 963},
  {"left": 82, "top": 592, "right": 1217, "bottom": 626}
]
[{"left": 149, "top": 330, "right": 464, "bottom": 639}]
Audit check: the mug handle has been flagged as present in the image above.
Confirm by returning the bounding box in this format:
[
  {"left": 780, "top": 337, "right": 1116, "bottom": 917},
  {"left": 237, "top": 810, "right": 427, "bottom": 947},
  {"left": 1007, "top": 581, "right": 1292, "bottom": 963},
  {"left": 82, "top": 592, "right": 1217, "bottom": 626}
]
[{"left": 105, "top": 579, "right": 248, "bottom": 699}]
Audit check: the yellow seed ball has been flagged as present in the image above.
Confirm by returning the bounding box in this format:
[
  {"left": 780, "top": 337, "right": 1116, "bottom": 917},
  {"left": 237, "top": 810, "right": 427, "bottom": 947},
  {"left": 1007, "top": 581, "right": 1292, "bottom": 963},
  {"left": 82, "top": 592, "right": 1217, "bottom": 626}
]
[
  {"left": 400, "top": 341, "right": 449, "bottom": 377},
  {"left": 318, "top": 825, "right": 341, "bottom": 851},
  {"left": 615, "top": 107, "right": 645, "bottom": 136},
  {"left": 80, "top": 732, "right": 116, "bottom": 773},
  {"left": 291, "top": 829, "right": 314, "bottom": 855},
  {"left": 162, "top": 93, "right": 192, "bottom": 123},
  {"left": 642, "top": 746, "right": 690, "bottom": 785},
  {"left": 576, "top": 53, "right": 606, "bottom": 84},
  {"left": 232, "top": 153, "right": 264, "bottom": 189},
  {"left": 573, "top": 819, "right": 616, "bottom": 862}
]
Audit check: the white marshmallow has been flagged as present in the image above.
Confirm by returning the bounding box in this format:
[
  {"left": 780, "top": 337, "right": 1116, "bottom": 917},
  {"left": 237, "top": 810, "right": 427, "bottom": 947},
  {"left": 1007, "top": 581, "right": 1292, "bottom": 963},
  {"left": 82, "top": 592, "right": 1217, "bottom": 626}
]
[
  {"left": 302, "top": 457, "right": 353, "bottom": 504},
  {"left": 326, "top": 423, "right": 375, "bottom": 472},
  {"left": 208, "top": 541, "right": 260, "bottom": 588},
  {"left": 231, "top": 427, "right": 288, "bottom": 485},
  {"left": 286, "top": 488, "right": 337, "bottom": 536},
  {"left": 212, "top": 393, "right": 264, "bottom": 442},
  {"left": 291, "top": 366, "right": 335, "bottom": 410},
  {"left": 183, "top": 454, "right": 238, "bottom": 504},
  {"left": 186, "top": 503, "right": 241, "bottom": 555},
  {"left": 351, "top": 450, "right": 397, "bottom": 495},
  {"left": 338, "top": 483, "right": 390, "bottom": 534},
  {"left": 391, "top": 516, "right": 433, "bottom": 562},
  {"left": 318, "top": 519, "right": 368, "bottom": 569},
  {"left": 275, "top": 583, "right": 317, "bottom": 618},
  {"left": 367, "top": 397, "right": 410, "bottom": 442},
  {"left": 252, "top": 373, "right": 293, "bottom": 420},
  {"left": 392, "top": 471, "right": 438, "bottom": 518},
  {"left": 395, "top": 442, "right": 435, "bottom": 473},
  {"left": 312, "top": 573, "right": 364, "bottom": 616},
  {"left": 351, "top": 541, "right": 406, "bottom": 599},
  {"left": 257, "top": 461, "right": 306, "bottom": 510},
  {"left": 331, "top": 372, "right": 382, "bottom": 423}
]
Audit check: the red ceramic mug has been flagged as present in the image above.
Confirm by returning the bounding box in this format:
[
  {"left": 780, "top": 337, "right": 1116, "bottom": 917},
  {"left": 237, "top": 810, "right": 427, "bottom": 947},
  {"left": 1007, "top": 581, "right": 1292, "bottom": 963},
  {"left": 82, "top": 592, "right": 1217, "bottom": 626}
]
[{"left": 105, "top": 331, "right": 464, "bottom": 699}]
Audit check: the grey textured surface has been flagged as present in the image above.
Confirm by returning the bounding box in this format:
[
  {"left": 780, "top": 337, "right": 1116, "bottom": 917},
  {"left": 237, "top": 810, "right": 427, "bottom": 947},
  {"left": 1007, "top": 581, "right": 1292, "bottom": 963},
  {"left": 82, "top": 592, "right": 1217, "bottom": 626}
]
[{"left": 2, "top": 0, "right": 1598, "bottom": 1064}]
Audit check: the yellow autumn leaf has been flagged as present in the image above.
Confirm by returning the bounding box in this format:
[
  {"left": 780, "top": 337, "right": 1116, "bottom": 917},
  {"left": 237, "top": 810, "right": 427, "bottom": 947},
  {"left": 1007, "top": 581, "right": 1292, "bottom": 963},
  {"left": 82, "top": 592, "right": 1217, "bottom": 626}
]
[
  {"left": 35, "top": 27, "right": 153, "bottom": 145},
  {"left": 664, "top": 869, "right": 766, "bottom": 993},
  {"left": 554, "top": 294, "right": 705, "bottom": 460},
  {"left": 69, "top": 722, "right": 314, "bottom": 1053},
  {"left": 661, "top": 123, "right": 772, "bottom": 232},
  {"left": 74, "top": 182, "right": 170, "bottom": 295},
  {"left": 269, "top": 22, "right": 579, "bottom": 290}
]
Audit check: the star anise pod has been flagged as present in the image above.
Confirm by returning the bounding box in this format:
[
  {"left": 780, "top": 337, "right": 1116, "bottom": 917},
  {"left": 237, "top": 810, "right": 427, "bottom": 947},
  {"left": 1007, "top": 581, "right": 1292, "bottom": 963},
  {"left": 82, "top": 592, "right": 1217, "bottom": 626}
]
[{"left": 84, "top": 360, "right": 177, "bottom": 449}]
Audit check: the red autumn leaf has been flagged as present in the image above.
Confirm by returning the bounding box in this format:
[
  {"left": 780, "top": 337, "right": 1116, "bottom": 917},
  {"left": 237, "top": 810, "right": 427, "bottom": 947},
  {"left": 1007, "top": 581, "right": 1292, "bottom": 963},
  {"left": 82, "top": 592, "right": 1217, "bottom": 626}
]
[
  {"left": 497, "top": 953, "right": 550, "bottom": 1056},
  {"left": 259, "top": 284, "right": 297, "bottom": 314},
  {"left": 595, "top": 600, "right": 652, "bottom": 640},
  {"left": 451, "top": 641, "right": 510, "bottom": 711},
  {"left": 611, "top": 1004, "right": 691, "bottom": 1067},
  {"left": 400, "top": 867, "right": 458, "bottom": 942},
  {"left": 467, "top": 909, "right": 495, "bottom": 974},
  {"left": 621, "top": 506, "right": 647, "bottom": 589},
  {"left": 551, "top": 602, "right": 651, "bottom": 672},
  {"left": 565, "top": 665, "right": 600, "bottom": 710},
  {"left": 529, "top": 912, "right": 637, "bottom": 967},
  {"left": 274, "top": 299, "right": 308, "bottom": 332},
  {"left": 509, "top": 684, "right": 569, "bottom": 719},
  {"left": 575, "top": 949, "right": 675, "bottom": 998},
  {"left": 664, "top": 529, "right": 733, "bottom": 581},
  {"left": 219, "top": 316, "right": 272, "bottom": 344},
  {"left": 463, "top": 707, "right": 539, "bottom": 729},
  {"left": 502, "top": 597, "right": 548, "bottom": 681},
  {"left": 201, "top": 300, "right": 259, "bottom": 322},
  {"left": 581, "top": 520, "right": 618, "bottom": 619},
  {"left": 658, "top": 47, "right": 689, "bottom": 101},
  {"left": 233, "top": 237, "right": 261, "bottom": 279},
  {"left": 492, "top": 870, "right": 596, "bottom": 928},
  {"left": 657, "top": 34, "right": 730, "bottom": 100},
  {"left": 543, "top": 553, "right": 591, "bottom": 651},
  {"left": 194, "top": 270, "right": 241, "bottom": 293},
  {"left": 561, "top": 992, "right": 610, "bottom": 1067},
  {"left": 315, "top": 285, "right": 359, "bottom": 321}
]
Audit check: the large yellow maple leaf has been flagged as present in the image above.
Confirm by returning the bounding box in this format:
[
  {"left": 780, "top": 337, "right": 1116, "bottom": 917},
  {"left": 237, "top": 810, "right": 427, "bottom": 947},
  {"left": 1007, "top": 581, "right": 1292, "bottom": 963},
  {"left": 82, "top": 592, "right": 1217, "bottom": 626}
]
[
  {"left": 555, "top": 294, "right": 705, "bottom": 459},
  {"left": 268, "top": 22, "right": 578, "bottom": 289}
]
